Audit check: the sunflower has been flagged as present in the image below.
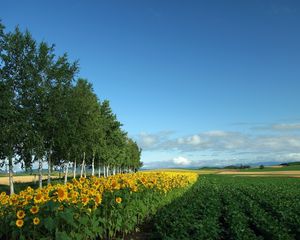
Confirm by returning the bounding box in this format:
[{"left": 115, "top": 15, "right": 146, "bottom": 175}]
[
  {"left": 93, "top": 181, "right": 100, "bottom": 187},
  {"left": 94, "top": 194, "right": 102, "bottom": 206},
  {"left": 111, "top": 181, "right": 117, "bottom": 189},
  {"left": 57, "top": 188, "right": 67, "bottom": 201},
  {"left": 26, "top": 195, "right": 33, "bottom": 201},
  {"left": 1, "top": 198, "right": 8, "bottom": 205},
  {"left": 16, "top": 219, "right": 24, "bottom": 228},
  {"left": 30, "top": 205, "right": 39, "bottom": 214},
  {"left": 81, "top": 195, "right": 89, "bottom": 206},
  {"left": 79, "top": 177, "right": 85, "bottom": 183},
  {"left": 16, "top": 210, "right": 25, "bottom": 219},
  {"left": 115, "top": 197, "right": 122, "bottom": 204},
  {"left": 66, "top": 182, "right": 73, "bottom": 190},
  {"left": 33, "top": 217, "right": 40, "bottom": 225},
  {"left": 131, "top": 186, "right": 138, "bottom": 192},
  {"left": 34, "top": 193, "right": 43, "bottom": 204}
]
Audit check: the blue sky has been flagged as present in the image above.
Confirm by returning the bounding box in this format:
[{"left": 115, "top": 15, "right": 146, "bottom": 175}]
[{"left": 2, "top": 1, "right": 300, "bottom": 168}]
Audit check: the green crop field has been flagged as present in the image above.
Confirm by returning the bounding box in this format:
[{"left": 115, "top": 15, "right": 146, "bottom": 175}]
[
  {"left": 239, "top": 165, "right": 300, "bottom": 172},
  {"left": 152, "top": 175, "right": 300, "bottom": 240},
  {"left": 1, "top": 172, "right": 300, "bottom": 239}
]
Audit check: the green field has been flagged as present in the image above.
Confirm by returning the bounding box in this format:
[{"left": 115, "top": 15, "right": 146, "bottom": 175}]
[
  {"left": 1, "top": 171, "right": 300, "bottom": 239},
  {"left": 238, "top": 165, "right": 300, "bottom": 171},
  {"left": 152, "top": 175, "right": 300, "bottom": 240}
]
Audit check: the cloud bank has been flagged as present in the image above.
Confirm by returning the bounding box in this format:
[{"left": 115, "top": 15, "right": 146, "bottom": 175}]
[{"left": 136, "top": 122, "right": 300, "bottom": 168}]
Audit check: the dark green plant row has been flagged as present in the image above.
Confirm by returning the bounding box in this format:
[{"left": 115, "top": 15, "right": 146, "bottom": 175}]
[{"left": 153, "top": 175, "right": 300, "bottom": 240}]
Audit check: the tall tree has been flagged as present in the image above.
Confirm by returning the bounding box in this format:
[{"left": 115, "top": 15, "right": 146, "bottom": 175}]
[
  {"left": 0, "top": 22, "right": 143, "bottom": 189},
  {"left": 71, "top": 79, "right": 101, "bottom": 178},
  {"left": 0, "top": 26, "right": 39, "bottom": 194},
  {"left": 39, "top": 47, "right": 78, "bottom": 185}
]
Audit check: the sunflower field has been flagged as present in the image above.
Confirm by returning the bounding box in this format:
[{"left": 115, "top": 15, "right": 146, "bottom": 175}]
[{"left": 0, "top": 172, "right": 197, "bottom": 240}]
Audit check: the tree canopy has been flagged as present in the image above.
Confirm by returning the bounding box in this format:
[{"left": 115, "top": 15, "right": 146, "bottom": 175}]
[{"left": 0, "top": 21, "right": 142, "bottom": 193}]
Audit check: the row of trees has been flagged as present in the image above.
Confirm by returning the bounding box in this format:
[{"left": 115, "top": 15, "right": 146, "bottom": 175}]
[{"left": 0, "top": 22, "right": 142, "bottom": 195}]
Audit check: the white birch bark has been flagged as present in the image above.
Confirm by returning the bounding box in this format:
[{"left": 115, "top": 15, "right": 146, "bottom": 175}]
[
  {"left": 84, "top": 160, "right": 87, "bottom": 178},
  {"left": 73, "top": 159, "right": 76, "bottom": 179},
  {"left": 38, "top": 158, "right": 43, "bottom": 188},
  {"left": 47, "top": 147, "right": 52, "bottom": 185},
  {"left": 91, "top": 152, "right": 95, "bottom": 176},
  {"left": 80, "top": 152, "right": 86, "bottom": 178},
  {"left": 98, "top": 161, "right": 101, "bottom": 178},
  {"left": 64, "top": 162, "right": 69, "bottom": 184},
  {"left": 8, "top": 156, "right": 14, "bottom": 195}
]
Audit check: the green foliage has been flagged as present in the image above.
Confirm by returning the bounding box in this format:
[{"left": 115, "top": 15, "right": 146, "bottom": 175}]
[
  {"left": 153, "top": 175, "right": 300, "bottom": 240},
  {"left": 0, "top": 21, "right": 142, "bottom": 193},
  {"left": 259, "top": 164, "right": 264, "bottom": 169}
]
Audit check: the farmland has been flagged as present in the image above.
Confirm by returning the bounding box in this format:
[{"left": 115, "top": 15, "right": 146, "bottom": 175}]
[
  {"left": 0, "top": 170, "right": 300, "bottom": 239},
  {"left": 153, "top": 175, "right": 300, "bottom": 240}
]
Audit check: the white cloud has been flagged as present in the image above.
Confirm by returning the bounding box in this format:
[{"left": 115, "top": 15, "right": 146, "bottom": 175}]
[
  {"left": 136, "top": 131, "right": 174, "bottom": 150},
  {"left": 136, "top": 128, "right": 300, "bottom": 153},
  {"left": 254, "top": 136, "right": 300, "bottom": 151},
  {"left": 254, "top": 122, "right": 300, "bottom": 131},
  {"left": 186, "top": 135, "right": 202, "bottom": 145},
  {"left": 136, "top": 122, "right": 300, "bottom": 168},
  {"left": 139, "top": 132, "right": 156, "bottom": 147},
  {"left": 272, "top": 123, "right": 300, "bottom": 131},
  {"left": 173, "top": 131, "right": 248, "bottom": 151},
  {"left": 172, "top": 156, "right": 191, "bottom": 166},
  {"left": 204, "top": 130, "right": 228, "bottom": 137}
]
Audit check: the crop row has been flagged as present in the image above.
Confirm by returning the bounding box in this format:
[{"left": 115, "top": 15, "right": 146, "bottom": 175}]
[{"left": 153, "top": 175, "right": 300, "bottom": 240}]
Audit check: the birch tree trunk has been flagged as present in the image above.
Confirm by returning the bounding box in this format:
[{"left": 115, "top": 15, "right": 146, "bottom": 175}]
[
  {"left": 91, "top": 152, "right": 95, "bottom": 176},
  {"left": 84, "top": 160, "right": 87, "bottom": 178},
  {"left": 47, "top": 150, "right": 52, "bottom": 185},
  {"left": 103, "top": 165, "right": 106, "bottom": 178},
  {"left": 98, "top": 160, "right": 101, "bottom": 177},
  {"left": 80, "top": 152, "right": 86, "bottom": 178},
  {"left": 107, "top": 164, "right": 110, "bottom": 177},
  {"left": 73, "top": 159, "right": 76, "bottom": 179},
  {"left": 38, "top": 158, "right": 43, "bottom": 188},
  {"left": 64, "top": 162, "right": 69, "bottom": 185},
  {"left": 113, "top": 166, "right": 116, "bottom": 175},
  {"left": 8, "top": 156, "right": 14, "bottom": 195}
]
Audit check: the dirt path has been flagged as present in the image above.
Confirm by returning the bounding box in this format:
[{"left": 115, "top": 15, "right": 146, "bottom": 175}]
[{"left": 0, "top": 175, "right": 59, "bottom": 185}]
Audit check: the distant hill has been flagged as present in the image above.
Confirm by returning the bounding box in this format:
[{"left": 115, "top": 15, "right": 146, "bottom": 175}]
[{"left": 280, "top": 161, "right": 300, "bottom": 166}]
